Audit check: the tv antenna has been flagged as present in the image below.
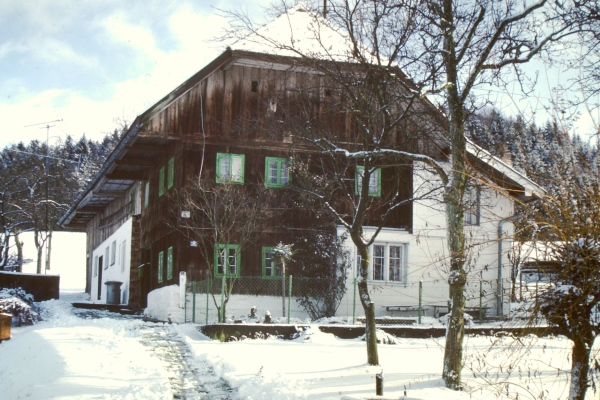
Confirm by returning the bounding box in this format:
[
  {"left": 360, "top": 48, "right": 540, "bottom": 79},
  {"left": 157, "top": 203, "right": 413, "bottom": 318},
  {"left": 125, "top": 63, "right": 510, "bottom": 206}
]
[{"left": 24, "top": 119, "right": 63, "bottom": 273}]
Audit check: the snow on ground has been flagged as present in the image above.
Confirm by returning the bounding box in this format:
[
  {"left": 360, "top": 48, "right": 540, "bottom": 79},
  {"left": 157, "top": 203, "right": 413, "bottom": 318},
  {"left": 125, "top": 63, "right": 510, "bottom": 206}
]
[
  {"left": 0, "top": 292, "right": 590, "bottom": 399},
  {"left": 1, "top": 293, "right": 172, "bottom": 400}
]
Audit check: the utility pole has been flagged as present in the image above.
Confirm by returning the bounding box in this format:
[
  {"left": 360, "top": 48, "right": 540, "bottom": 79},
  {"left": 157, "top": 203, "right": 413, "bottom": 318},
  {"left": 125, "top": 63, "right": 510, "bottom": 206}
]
[{"left": 24, "top": 119, "right": 62, "bottom": 273}]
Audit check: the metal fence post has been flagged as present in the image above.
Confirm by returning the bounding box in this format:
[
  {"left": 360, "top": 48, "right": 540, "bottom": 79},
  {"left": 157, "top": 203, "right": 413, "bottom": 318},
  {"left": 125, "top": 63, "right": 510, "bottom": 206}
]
[
  {"left": 220, "top": 277, "right": 225, "bottom": 323},
  {"left": 479, "top": 280, "right": 483, "bottom": 322},
  {"left": 184, "top": 283, "right": 188, "bottom": 323},
  {"left": 206, "top": 278, "right": 210, "bottom": 325},
  {"left": 192, "top": 281, "right": 197, "bottom": 323},
  {"left": 418, "top": 280, "right": 423, "bottom": 324},
  {"left": 352, "top": 277, "right": 357, "bottom": 324},
  {"left": 282, "top": 272, "right": 286, "bottom": 318},
  {"left": 287, "top": 275, "right": 292, "bottom": 324}
]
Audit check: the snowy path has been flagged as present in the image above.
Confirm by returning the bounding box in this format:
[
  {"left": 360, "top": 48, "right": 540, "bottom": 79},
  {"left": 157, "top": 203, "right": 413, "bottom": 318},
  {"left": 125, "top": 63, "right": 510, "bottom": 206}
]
[
  {"left": 73, "top": 308, "right": 234, "bottom": 400},
  {"left": 0, "top": 298, "right": 235, "bottom": 400},
  {"left": 136, "top": 322, "right": 233, "bottom": 399}
]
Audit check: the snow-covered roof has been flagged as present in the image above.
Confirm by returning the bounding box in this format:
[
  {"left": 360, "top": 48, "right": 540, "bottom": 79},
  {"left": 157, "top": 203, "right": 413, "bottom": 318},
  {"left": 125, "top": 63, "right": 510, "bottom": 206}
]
[
  {"left": 467, "top": 140, "right": 544, "bottom": 200},
  {"left": 231, "top": 5, "right": 354, "bottom": 62}
]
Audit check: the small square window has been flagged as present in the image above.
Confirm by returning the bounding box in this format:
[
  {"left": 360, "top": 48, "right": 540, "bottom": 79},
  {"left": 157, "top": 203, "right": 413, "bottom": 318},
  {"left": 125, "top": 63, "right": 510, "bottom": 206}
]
[
  {"left": 214, "top": 244, "right": 240, "bottom": 277},
  {"left": 356, "top": 166, "right": 381, "bottom": 197},
  {"left": 265, "top": 157, "right": 290, "bottom": 188},
  {"left": 216, "top": 153, "right": 245, "bottom": 184},
  {"left": 262, "top": 247, "right": 282, "bottom": 279}
]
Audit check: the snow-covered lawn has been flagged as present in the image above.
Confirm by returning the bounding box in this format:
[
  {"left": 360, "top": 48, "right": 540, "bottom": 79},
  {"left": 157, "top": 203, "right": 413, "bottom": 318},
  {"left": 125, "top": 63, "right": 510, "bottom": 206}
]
[{"left": 0, "top": 293, "right": 589, "bottom": 399}]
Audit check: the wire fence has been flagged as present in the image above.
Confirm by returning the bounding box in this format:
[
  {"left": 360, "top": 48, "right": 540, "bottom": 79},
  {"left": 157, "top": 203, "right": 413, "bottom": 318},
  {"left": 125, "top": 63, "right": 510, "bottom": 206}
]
[{"left": 184, "top": 276, "right": 515, "bottom": 325}]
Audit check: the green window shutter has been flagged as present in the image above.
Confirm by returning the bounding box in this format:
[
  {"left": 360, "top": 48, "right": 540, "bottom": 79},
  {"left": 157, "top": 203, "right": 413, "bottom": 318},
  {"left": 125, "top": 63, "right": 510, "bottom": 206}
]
[
  {"left": 232, "top": 154, "right": 245, "bottom": 183},
  {"left": 130, "top": 189, "right": 136, "bottom": 215},
  {"left": 355, "top": 166, "right": 364, "bottom": 195},
  {"left": 167, "top": 156, "right": 175, "bottom": 189},
  {"left": 158, "top": 251, "right": 164, "bottom": 283},
  {"left": 144, "top": 181, "right": 150, "bottom": 209},
  {"left": 158, "top": 166, "right": 165, "bottom": 196},
  {"left": 167, "top": 246, "right": 173, "bottom": 280},
  {"left": 216, "top": 153, "right": 227, "bottom": 183},
  {"left": 372, "top": 168, "right": 382, "bottom": 197}
]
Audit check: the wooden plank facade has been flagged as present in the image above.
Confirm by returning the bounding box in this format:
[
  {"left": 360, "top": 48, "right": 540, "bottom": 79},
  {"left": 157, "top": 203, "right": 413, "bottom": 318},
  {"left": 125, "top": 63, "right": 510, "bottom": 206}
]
[{"left": 59, "top": 49, "right": 436, "bottom": 306}]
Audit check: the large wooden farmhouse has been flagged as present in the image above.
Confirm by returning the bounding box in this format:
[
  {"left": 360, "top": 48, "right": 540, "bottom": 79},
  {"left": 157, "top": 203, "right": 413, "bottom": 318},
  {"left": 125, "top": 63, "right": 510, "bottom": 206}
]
[{"left": 59, "top": 7, "right": 542, "bottom": 320}]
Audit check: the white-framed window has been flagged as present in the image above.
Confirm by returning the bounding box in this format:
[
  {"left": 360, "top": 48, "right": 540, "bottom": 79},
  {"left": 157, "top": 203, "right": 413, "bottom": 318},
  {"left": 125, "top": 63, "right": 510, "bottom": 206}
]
[
  {"left": 110, "top": 241, "right": 116, "bottom": 266},
  {"left": 216, "top": 153, "right": 245, "bottom": 184},
  {"left": 93, "top": 255, "right": 98, "bottom": 277},
  {"left": 355, "top": 166, "right": 381, "bottom": 197},
  {"left": 104, "top": 247, "right": 110, "bottom": 270},
  {"left": 356, "top": 243, "right": 407, "bottom": 283},
  {"left": 465, "top": 185, "right": 481, "bottom": 226},
  {"left": 120, "top": 240, "right": 127, "bottom": 273}
]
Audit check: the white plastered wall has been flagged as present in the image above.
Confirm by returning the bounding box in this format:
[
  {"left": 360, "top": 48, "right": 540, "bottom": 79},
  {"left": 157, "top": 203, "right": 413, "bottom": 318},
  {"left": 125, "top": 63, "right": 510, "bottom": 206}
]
[
  {"left": 337, "top": 162, "right": 516, "bottom": 317},
  {"left": 90, "top": 218, "right": 133, "bottom": 304}
]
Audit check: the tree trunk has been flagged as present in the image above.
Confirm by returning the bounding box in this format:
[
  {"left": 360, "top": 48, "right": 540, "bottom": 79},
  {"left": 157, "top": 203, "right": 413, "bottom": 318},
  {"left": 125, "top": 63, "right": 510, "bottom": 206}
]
[
  {"left": 34, "top": 229, "right": 43, "bottom": 274},
  {"left": 15, "top": 230, "right": 23, "bottom": 272},
  {"left": 568, "top": 334, "right": 593, "bottom": 400},
  {"left": 356, "top": 239, "right": 379, "bottom": 366},
  {"left": 441, "top": 49, "right": 469, "bottom": 387},
  {"left": 45, "top": 230, "right": 53, "bottom": 271}
]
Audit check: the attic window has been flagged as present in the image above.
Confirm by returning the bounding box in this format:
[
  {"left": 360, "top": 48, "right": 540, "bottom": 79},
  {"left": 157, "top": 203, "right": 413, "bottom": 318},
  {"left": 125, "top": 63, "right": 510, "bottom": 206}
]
[
  {"left": 325, "top": 89, "right": 332, "bottom": 97},
  {"left": 251, "top": 81, "right": 259, "bottom": 92}
]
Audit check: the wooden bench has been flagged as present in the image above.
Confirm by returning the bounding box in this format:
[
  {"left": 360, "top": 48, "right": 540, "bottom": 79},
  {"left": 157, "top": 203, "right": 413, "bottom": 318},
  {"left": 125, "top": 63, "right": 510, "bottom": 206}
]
[
  {"left": 383, "top": 305, "right": 430, "bottom": 317},
  {"left": 357, "top": 316, "right": 416, "bottom": 325},
  {"left": 431, "top": 304, "right": 490, "bottom": 320}
]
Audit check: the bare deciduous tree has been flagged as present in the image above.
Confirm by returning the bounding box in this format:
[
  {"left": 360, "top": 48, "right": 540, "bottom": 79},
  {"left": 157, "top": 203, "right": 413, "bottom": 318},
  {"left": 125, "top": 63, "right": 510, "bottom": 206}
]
[
  {"left": 173, "top": 179, "right": 272, "bottom": 322},
  {"left": 223, "top": 0, "right": 574, "bottom": 386}
]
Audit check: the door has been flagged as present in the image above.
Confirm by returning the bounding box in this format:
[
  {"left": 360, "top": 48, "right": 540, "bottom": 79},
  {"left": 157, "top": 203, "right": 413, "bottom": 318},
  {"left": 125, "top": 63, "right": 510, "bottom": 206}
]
[{"left": 97, "top": 255, "right": 103, "bottom": 300}]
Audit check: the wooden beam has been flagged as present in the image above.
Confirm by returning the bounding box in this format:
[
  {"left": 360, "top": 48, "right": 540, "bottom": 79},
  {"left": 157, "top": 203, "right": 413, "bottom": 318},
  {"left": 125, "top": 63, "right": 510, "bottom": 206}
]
[
  {"left": 105, "top": 170, "right": 146, "bottom": 180},
  {"left": 115, "top": 157, "right": 156, "bottom": 167}
]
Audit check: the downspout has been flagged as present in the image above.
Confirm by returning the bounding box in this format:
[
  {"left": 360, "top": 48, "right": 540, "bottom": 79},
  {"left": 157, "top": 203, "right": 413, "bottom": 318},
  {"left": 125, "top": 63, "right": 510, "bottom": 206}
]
[{"left": 497, "top": 216, "right": 517, "bottom": 316}]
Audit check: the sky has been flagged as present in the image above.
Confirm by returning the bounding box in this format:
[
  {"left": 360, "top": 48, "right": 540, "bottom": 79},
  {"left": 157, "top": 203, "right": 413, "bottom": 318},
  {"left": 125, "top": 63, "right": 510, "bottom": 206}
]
[
  {"left": 0, "top": 1, "right": 597, "bottom": 151},
  {"left": 0, "top": 0, "right": 272, "bottom": 149}
]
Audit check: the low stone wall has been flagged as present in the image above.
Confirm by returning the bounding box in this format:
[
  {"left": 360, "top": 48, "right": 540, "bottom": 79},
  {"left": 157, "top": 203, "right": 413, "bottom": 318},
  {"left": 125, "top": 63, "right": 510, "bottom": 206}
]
[
  {"left": 201, "top": 323, "right": 561, "bottom": 340},
  {"left": 0, "top": 271, "right": 60, "bottom": 301}
]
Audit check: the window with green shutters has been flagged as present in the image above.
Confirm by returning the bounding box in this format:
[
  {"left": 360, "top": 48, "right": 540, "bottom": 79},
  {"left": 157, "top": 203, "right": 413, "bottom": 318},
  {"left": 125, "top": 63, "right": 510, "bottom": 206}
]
[
  {"left": 167, "top": 246, "right": 174, "bottom": 280},
  {"left": 158, "top": 166, "right": 165, "bottom": 196},
  {"left": 216, "top": 153, "right": 245, "bottom": 184},
  {"left": 262, "top": 247, "right": 281, "bottom": 279},
  {"left": 157, "top": 250, "right": 164, "bottom": 283},
  {"left": 265, "top": 157, "right": 290, "bottom": 188},
  {"left": 167, "top": 156, "right": 174, "bottom": 189},
  {"left": 129, "top": 188, "right": 136, "bottom": 215},
  {"left": 214, "top": 244, "right": 240, "bottom": 277},
  {"left": 355, "top": 166, "right": 381, "bottom": 197}
]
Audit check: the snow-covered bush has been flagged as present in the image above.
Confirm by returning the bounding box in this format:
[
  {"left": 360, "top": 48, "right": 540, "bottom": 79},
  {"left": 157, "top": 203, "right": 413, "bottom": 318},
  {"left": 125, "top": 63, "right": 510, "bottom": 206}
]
[{"left": 0, "top": 287, "right": 38, "bottom": 325}]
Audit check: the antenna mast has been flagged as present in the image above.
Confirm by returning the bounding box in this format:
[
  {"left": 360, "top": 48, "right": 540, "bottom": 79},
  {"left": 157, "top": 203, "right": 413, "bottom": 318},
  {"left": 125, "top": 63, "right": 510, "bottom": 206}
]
[{"left": 24, "top": 119, "right": 63, "bottom": 273}]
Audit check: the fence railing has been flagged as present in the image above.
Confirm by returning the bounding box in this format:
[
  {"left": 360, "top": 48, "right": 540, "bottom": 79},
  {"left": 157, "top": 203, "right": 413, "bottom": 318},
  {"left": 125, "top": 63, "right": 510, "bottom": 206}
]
[{"left": 184, "top": 276, "right": 515, "bottom": 325}]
